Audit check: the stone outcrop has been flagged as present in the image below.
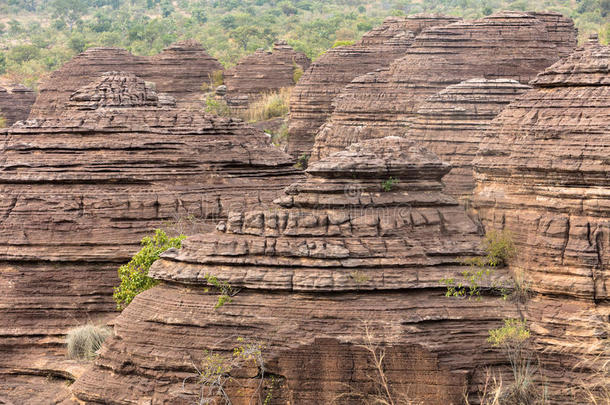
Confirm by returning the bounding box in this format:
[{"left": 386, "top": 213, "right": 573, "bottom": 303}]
[
  {"left": 406, "top": 78, "right": 531, "bottom": 204},
  {"left": 473, "top": 37, "right": 609, "bottom": 402},
  {"left": 28, "top": 40, "right": 223, "bottom": 117},
  {"left": 286, "top": 15, "right": 460, "bottom": 158},
  {"left": 0, "top": 83, "right": 35, "bottom": 125},
  {"left": 310, "top": 11, "right": 577, "bottom": 162},
  {"left": 72, "top": 136, "right": 523, "bottom": 404},
  {"left": 473, "top": 37, "right": 610, "bottom": 300},
  {"left": 0, "top": 72, "right": 301, "bottom": 403},
  {"left": 224, "top": 41, "right": 310, "bottom": 111}
]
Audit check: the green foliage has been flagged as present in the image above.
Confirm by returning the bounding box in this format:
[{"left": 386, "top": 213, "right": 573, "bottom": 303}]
[
  {"left": 292, "top": 64, "right": 303, "bottom": 84},
  {"left": 381, "top": 177, "right": 397, "bottom": 192},
  {"left": 488, "top": 319, "right": 530, "bottom": 348},
  {"left": 0, "top": 52, "right": 6, "bottom": 75},
  {"left": 113, "top": 229, "right": 185, "bottom": 310},
  {"left": 8, "top": 44, "right": 40, "bottom": 63},
  {"left": 244, "top": 87, "right": 291, "bottom": 122},
  {"left": 332, "top": 39, "right": 355, "bottom": 48},
  {"left": 441, "top": 230, "right": 516, "bottom": 300},
  {"left": 295, "top": 153, "right": 309, "bottom": 170},
  {"left": 203, "top": 274, "right": 235, "bottom": 309},
  {"left": 204, "top": 94, "right": 232, "bottom": 117},
  {"left": 66, "top": 324, "right": 112, "bottom": 360}
]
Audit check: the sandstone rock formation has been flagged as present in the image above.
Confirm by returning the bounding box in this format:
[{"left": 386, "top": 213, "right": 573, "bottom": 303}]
[
  {"left": 28, "top": 40, "right": 223, "bottom": 117},
  {"left": 0, "top": 83, "right": 35, "bottom": 125},
  {"left": 474, "top": 37, "right": 609, "bottom": 401},
  {"left": 310, "top": 11, "right": 577, "bottom": 162},
  {"left": 474, "top": 37, "right": 609, "bottom": 300},
  {"left": 286, "top": 15, "right": 460, "bottom": 158},
  {"left": 406, "top": 78, "right": 531, "bottom": 204},
  {"left": 224, "top": 41, "right": 310, "bottom": 111},
  {"left": 0, "top": 72, "right": 301, "bottom": 403},
  {"left": 72, "top": 136, "right": 521, "bottom": 404}
]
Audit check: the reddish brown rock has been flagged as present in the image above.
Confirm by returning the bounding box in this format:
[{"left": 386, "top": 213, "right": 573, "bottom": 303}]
[
  {"left": 286, "top": 15, "right": 460, "bottom": 158},
  {"left": 473, "top": 37, "right": 610, "bottom": 300},
  {"left": 0, "top": 72, "right": 301, "bottom": 402},
  {"left": 224, "top": 41, "right": 310, "bottom": 111},
  {"left": 311, "top": 11, "right": 577, "bottom": 162},
  {"left": 28, "top": 40, "right": 223, "bottom": 118},
  {"left": 406, "top": 78, "right": 531, "bottom": 204},
  {"left": 71, "top": 136, "right": 521, "bottom": 404},
  {"left": 0, "top": 83, "right": 35, "bottom": 125},
  {"left": 473, "top": 37, "right": 609, "bottom": 403}
]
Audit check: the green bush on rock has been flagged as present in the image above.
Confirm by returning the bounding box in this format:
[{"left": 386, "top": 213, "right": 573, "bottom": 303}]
[{"left": 113, "top": 229, "right": 185, "bottom": 310}]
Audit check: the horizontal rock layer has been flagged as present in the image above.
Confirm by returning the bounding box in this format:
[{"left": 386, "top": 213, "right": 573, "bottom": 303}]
[
  {"left": 29, "top": 40, "right": 223, "bottom": 117},
  {"left": 310, "top": 11, "right": 576, "bottom": 162},
  {"left": 224, "top": 41, "right": 310, "bottom": 110},
  {"left": 0, "top": 84, "right": 35, "bottom": 126},
  {"left": 0, "top": 72, "right": 301, "bottom": 402},
  {"left": 287, "top": 15, "right": 459, "bottom": 158},
  {"left": 71, "top": 137, "right": 527, "bottom": 404}
]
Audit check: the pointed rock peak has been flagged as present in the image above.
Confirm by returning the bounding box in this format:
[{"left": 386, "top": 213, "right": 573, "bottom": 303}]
[
  {"left": 306, "top": 136, "right": 450, "bottom": 181},
  {"left": 67, "top": 71, "right": 176, "bottom": 110}
]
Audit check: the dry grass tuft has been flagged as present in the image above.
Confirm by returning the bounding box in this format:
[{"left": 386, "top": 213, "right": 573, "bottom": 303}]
[
  {"left": 66, "top": 324, "right": 112, "bottom": 361},
  {"left": 243, "top": 88, "right": 291, "bottom": 123}
]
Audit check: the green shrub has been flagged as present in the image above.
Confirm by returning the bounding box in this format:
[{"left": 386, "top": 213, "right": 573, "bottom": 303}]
[
  {"left": 210, "top": 69, "right": 224, "bottom": 87},
  {"left": 66, "top": 324, "right": 112, "bottom": 360},
  {"left": 204, "top": 94, "right": 232, "bottom": 117},
  {"left": 331, "top": 39, "right": 355, "bottom": 48},
  {"left": 295, "top": 153, "right": 309, "bottom": 170},
  {"left": 293, "top": 64, "right": 303, "bottom": 83},
  {"left": 381, "top": 177, "right": 397, "bottom": 192},
  {"left": 113, "top": 229, "right": 185, "bottom": 310}
]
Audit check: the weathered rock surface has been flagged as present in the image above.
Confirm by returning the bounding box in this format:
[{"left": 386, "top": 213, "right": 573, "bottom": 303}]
[
  {"left": 224, "top": 41, "right": 310, "bottom": 111},
  {"left": 0, "top": 72, "right": 301, "bottom": 403},
  {"left": 311, "top": 11, "right": 577, "bottom": 162},
  {"left": 28, "top": 40, "right": 223, "bottom": 117},
  {"left": 474, "top": 37, "right": 610, "bottom": 300},
  {"left": 286, "top": 15, "right": 460, "bottom": 158},
  {"left": 405, "top": 78, "right": 531, "bottom": 204},
  {"left": 473, "top": 37, "right": 610, "bottom": 403},
  {"left": 72, "top": 136, "right": 522, "bottom": 404},
  {"left": 0, "top": 83, "right": 35, "bottom": 126}
]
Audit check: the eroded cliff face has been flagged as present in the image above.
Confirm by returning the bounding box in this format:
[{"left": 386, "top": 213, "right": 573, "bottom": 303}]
[
  {"left": 0, "top": 84, "right": 35, "bottom": 126},
  {"left": 0, "top": 72, "right": 301, "bottom": 402},
  {"left": 474, "top": 37, "right": 610, "bottom": 402},
  {"left": 28, "top": 40, "right": 223, "bottom": 117},
  {"left": 224, "top": 41, "right": 310, "bottom": 111},
  {"left": 310, "top": 11, "right": 577, "bottom": 163},
  {"left": 286, "top": 15, "right": 460, "bottom": 158},
  {"left": 72, "top": 136, "right": 520, "bottom": 404}
]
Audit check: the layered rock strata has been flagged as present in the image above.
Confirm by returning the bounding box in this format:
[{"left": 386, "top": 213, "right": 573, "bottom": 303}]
[
  {"left": 286, "top": 15, "right": 460, "bottom": 158},
  {"left": 311, "top": 11, "right": 577, "bottom": 162},
  {"left": 0, "top": 72, "right": 301, "bottom": 402},
  {"left": 224, "top": 41, "right": 310, "bottom": 111},
  {"left": 406, "top": 78, "right": 530, "bottom": 204},
  {"left": 474, "top": 38, "right": 610, "bottom": 402},
  {"left": 72, "top": 137, "right": 521, "bottom": 404},
  {"left": 474, "top": 37, "right": 610, "bottom": 300},
  {"left": 29, "top": 40, "right": 223, "bottom": 117},
  {"left": 0, "top": 84, "right": 35, "bottom": 125}
]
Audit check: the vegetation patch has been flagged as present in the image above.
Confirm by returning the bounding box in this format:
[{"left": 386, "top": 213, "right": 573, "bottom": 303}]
[
  {"left": 66, "top": 324, "right": 112, "bottom": 361},
  {"left": 113, "top": 229, "right": 185, "bottom": 310},
  {"left": 243, "top": 87, "right": 291, "bottom": 122}
]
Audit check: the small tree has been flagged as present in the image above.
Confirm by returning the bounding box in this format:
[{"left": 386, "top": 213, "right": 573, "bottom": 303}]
[{"left": 113, "top": 229, "right": 185, "bottom": 310}]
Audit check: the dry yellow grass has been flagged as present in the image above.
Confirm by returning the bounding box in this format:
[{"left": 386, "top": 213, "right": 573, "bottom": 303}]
[{"left": 242, "top": 87, "right": 291, "bottom": 123}]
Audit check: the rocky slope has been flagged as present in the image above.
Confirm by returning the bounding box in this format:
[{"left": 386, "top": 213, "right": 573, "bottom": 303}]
[
  {"left": 474, "top": 36, "right": 609, "bottom": 402},
  {"left": 286, "top": 15, "right": 460, "bottom": 158},
  {"left": 310, "top": 11, "right": 577, "bottom": 162},
  {"left": 0, "top": 72, "right": 301, "bottom": 403},
  {"left": 0, "top": 83, "right": 35, "bottom": 126},
  {"left": 28, "top": 40, "right": 223, "bottom": 117},
  {"left": 72, "top": 136, "right": 520, "bottom": 404},
  {"left": 224, "top": 41, "right": 310, "bottom": 111},
  {"left": 406, "top": 78, "right": 531, "bottom": 204}
]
